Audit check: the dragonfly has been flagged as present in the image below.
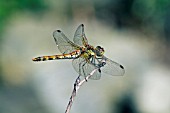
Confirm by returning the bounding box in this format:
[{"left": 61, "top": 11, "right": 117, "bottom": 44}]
[{"left": 32, "top": 24, "right": 125, "bottom": 80}]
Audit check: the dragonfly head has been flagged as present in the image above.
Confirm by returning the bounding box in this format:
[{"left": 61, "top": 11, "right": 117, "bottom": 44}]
[{"left": 95, "top": 46, "right": 105, "bottom": 56}]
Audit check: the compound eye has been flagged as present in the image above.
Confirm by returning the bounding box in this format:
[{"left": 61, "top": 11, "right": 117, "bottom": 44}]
[
  {"left": 96, "top": 46, "right": 105, "bottom": 56},
  {"left": 96, "top": 46, "right": 102, "bottom": 49},
  {"left": 100, "top": 47, "right": 104, "bottom": 55}
]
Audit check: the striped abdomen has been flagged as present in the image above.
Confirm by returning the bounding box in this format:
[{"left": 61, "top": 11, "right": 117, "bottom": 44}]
[{"left": 32, "top": 50, "right": 80, "bottom": 62}]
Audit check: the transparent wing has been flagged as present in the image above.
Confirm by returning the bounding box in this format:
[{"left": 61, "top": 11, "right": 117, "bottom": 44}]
[
  {"left": 53, "top": 30, "right": 80, "bottom": 54},
  {"left": 73, "top": 24, "right": 88, "bottom": 47},
  {"left": 100, "top": 57, "right": 125, "bottom": 76},
  {"left": 72, "top": 57, "right": 101, "bottom": 80}
]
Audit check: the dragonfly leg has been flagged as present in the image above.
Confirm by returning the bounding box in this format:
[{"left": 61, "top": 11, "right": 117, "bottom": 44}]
[
  {"left": 78, "top": 60, "right": 87, "bottom": 81},
  {"left": 78, "top": 63, "right": 81, "bottom": 76},
  {"left": 82, "top": 62, "right": 88, "bottom": 82},
  {"left": 91, "top": 57, "right": 95, "bottom": 65},
  {"left": 96, "top": 57, "right": 106, "bottom": 67},
  {"left": 74, "top": 76, "right": 81, "bottom": 92}
]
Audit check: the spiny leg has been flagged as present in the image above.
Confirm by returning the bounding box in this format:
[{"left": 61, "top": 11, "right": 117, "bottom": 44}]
[
  {"left": 90, "top": 57, "right": 102, "bottom": 76},
  {"left": 79, "top": 60, "right": 84, "bottom": 77},
  {"left": 90, "top": 57, "right": 95, "bottom": 66},
  {"left": 82, "top": 61, "right": 88, "bottom": 82}
]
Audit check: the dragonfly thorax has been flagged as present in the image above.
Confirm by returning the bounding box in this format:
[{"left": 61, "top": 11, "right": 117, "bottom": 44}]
[{"left": 95, "top": 46, "right": 105, "bottom": 57}]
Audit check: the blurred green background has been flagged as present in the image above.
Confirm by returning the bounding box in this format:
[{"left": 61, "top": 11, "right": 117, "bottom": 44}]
[{"left": 0, "top": 0, "right": 170, "bottom": 113}]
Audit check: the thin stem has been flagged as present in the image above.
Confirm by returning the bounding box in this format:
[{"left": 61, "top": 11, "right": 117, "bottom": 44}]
[{"left": 65, "top": 68, "right": 98, "bottom": 113}]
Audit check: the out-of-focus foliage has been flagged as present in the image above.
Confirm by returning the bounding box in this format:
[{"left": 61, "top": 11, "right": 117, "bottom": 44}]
[
  {"left": 111, "top": 93, "right": 138, "bottom": 113},
  {"left": 0, "top": 0, "right": 47, "bottom": 37},
  {"left": 0, "top": 0, "right": 47, "bottom": 97},
  {"left": 94, "top": 0, "right": 170, "bottom": 41}
]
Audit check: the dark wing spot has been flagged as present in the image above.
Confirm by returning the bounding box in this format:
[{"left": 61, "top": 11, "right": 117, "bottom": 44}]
[
  {"left": 57, "top": 30, "right": 61, "bottom": 32},
  {"left": 120, "top": 65, "right": 124, "bottom": 69}
]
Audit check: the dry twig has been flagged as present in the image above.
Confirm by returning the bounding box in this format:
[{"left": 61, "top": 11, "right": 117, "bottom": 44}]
[{"left": 65, "top": 68, "right": 99, "bottom": 113}]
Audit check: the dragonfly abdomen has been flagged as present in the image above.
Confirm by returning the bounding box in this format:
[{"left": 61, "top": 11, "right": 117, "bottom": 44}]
[
  {"left": 32, "top": 55, "right": 74, "bottom": 61},
  {"left": 32, "top": 50, "right": 81, "bottom": 62}
]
